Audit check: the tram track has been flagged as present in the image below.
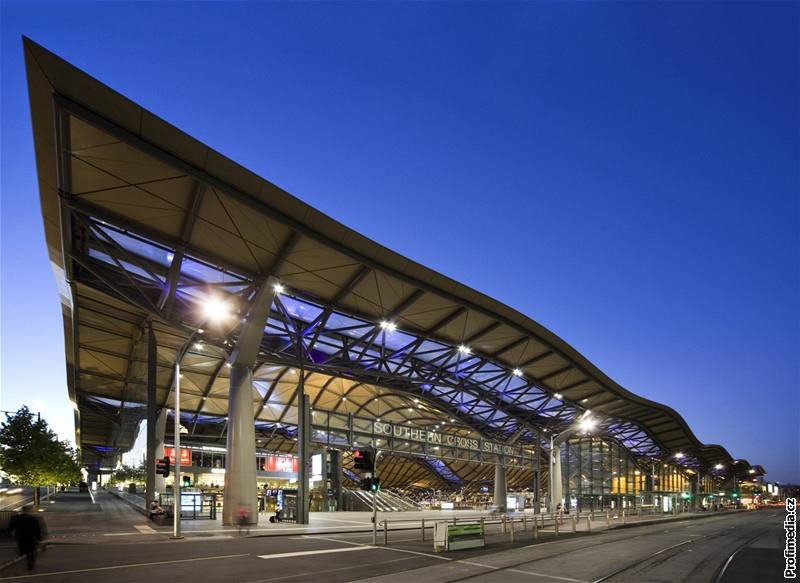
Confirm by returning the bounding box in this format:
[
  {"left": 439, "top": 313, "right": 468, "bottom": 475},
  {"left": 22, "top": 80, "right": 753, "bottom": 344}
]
[{"left": 443, "top": 511, "right": 768, "bottom": 583}]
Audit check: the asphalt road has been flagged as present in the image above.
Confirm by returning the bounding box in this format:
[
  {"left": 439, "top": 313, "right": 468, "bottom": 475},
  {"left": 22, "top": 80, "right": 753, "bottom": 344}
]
[{"left": 0, "top": 507, "right": 786, "bottom": 582}]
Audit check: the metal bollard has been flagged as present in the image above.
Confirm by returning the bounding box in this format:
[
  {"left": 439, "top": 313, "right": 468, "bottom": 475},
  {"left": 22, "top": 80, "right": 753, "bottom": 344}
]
[
  {"left": 509, "top": 517, "right": 515, "bottom": 542},
  {"left": 571, "top": 515, "right": 577, "bottom": 533},
  {"left": 421, "top": 518, "right": 426, "bottom": 542},
  {"left": 541, "top": 513, "right": 545, "bottom": 528},
  {"left": 480, "top": 517, "right": 485, "bottom": 538},
  {"left": 453, "top": 517, "right": 457, "bottom": 525},
  {"left": 586, "top": 515, "right": 592, "bottom": 533},
  {"left": 502, "top": 516, "right": 507, "bottom": 534},
  {"left": 622, "top": 510, "right": 627, "bottom": 525},
  {"left": 605, "top": 510, "right": 610, "bottom": 529},
  {"left": 533, "top": 518, "right": 539, "bottom": 541},
  {"left": 523, "top": 515, "right": 527, "bottom": 532},
  {"left": 554, "top": 518, "right": 559, "bottom": 536},
  {"left": 384, "top": 521, "right": 388, "bottom": 546}
]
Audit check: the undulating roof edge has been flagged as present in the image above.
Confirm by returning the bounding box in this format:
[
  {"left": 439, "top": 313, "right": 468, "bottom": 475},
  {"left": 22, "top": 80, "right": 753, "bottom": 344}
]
[{"left": 22, "top": 36, "right": 760, "bottom": 475}]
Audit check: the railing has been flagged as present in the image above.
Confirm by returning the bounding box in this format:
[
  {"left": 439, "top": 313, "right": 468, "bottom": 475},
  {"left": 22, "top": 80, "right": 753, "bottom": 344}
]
[{"left": 375, "top": 505, "right": 740, "bottom": 547}]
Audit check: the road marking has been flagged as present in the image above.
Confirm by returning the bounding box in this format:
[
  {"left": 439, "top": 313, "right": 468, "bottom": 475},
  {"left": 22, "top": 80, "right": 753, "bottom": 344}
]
[
  {"left": 258, "top": 546, "right": 375, "bottom": 559},
  {"left": 134, "top": 524, "right": 157, "bottom": 534},
  {"left": 302, "top": 535, "right": 451, "bottom": 561},
  {"left": 309, "top": 517, "right": 373, "bottom": 525},
  {"left": 507, "top": 569, "right": 588, "bottom": 582},
  {"left": 0, "top": 553, "right": 248, "bottom": 580},
  {"left": 248, "top": 555, "right": 415, "bottom": 583}
]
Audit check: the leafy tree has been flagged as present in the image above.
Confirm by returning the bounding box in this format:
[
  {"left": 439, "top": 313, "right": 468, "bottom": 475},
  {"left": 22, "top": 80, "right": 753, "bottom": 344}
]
[
  {"left": 0, "top": 407, "right": 81, "bottom": 504},
  {"left": 110, "top": 463, "right": 145, "bottom": 485}
]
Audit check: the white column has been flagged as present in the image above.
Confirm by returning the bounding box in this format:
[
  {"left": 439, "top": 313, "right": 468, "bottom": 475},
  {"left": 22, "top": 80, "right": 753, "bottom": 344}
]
[
  {"left": 222, "top": 278, "right": 276, "bottom": 525},
  {"left": 494, "top": 460, "right": 507, "bottom": 512}
]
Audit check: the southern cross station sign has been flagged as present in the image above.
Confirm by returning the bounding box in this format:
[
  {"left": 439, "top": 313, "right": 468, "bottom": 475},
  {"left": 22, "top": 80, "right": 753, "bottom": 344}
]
[
  {"left": 372, "top": 421, "right": 520, "bottom": 458},
  {"left": 310, "top": 409, "right": 533, "bottom": 464}
]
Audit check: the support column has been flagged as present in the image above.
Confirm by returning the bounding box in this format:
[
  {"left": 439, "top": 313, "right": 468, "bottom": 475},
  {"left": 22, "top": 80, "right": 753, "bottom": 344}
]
[
  {"left": 145, "top": 323, "right": 158, "bottom": 502},
  {"left": 494, "top": 459, "right": 507, "bottom": 512},
  {"left": 222, "top": 278, "right": 276, "bottom": 525},
  {"left": 329, "top": 449, "right": 343, "bottom": 512},
  {"left": 296, "top": 390, "right": 311, "bottom": 524},
  {"left": 154, "top": 409, "right": 168, "bottom": 494},
  {"left": 551, "top": 442, "right": 563, "bottom": 513}
]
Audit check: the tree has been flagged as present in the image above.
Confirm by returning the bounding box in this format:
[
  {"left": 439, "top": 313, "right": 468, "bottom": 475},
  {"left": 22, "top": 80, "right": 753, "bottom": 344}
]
[
  {"left": 110, "top": 463, "right": 145, "bottom": 486},
  {"left": 0, "top": 407, "right": 81, "bottom": 505}
]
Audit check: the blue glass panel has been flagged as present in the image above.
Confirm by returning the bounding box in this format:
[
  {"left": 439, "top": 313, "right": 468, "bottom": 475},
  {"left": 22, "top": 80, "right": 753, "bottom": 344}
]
[
  {"left": 97, "top": 224, "right": 173, "bottom": 267},
  {"left": 278, "top": 296, "right": 324, "bottom": 323},
  {"left": 180, "top": 256, "right": 246, "bottom": 285}
]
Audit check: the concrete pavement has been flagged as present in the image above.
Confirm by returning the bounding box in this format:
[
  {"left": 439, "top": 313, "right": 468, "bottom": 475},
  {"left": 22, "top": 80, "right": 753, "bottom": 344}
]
[{"left": 0, "top": 508, "right": 784, "bottom": 582}]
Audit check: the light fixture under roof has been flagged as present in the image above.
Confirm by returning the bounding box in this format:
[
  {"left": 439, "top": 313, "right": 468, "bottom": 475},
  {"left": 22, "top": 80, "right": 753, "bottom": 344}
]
[
  {"left": 379, "top": 320, "right": 397, "bottom": 332},
  {"left": 273, "top": 282, "right": 285, "bottom": 294},
  {"left": 457, "top": 345, "right": 471, "bottom": 355},
  {"left": 554, "top": 393, "right": 563, "bottom": 400},
  {"left": 202, "top": 296, "right": 232, "bottom": 322},
  {"left": 512, "top": 368, "right": 523, "bottom": 377},
  {"left": 675, "top": 452, "right": 684, "bottom": 459},
  {"left": 715, "top": 464, "right": 724, "bottom": 470}
]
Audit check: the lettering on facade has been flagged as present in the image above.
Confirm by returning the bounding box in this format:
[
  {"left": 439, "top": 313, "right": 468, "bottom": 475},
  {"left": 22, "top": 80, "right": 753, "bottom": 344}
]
[{"left": 373, "top": 421, "right": 519, "bottom": 458}]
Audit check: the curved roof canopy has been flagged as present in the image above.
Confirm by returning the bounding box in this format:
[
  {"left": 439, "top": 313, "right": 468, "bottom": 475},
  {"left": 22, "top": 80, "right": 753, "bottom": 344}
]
[{"left": 23, "top": 38, "right": 758, "bottom": 478}]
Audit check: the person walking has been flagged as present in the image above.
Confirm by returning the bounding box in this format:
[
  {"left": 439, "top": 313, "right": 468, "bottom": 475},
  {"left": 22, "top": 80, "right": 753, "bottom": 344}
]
[
  {"left": 8, "top": 506, "right": 43, "bottom": 570},
  {"left": 237, "top": 505, "right": 251, "bottom": 535}
]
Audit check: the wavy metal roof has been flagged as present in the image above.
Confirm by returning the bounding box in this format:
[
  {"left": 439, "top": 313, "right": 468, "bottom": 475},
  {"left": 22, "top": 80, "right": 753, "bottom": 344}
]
[{"left": 23, "top": 38, "right": 758, "bottom": 478}]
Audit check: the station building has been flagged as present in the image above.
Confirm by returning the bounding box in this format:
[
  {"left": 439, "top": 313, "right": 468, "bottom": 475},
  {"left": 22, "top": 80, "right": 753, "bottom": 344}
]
[{"left": 23, "top": 38, "right": 764, "bottom": 524}]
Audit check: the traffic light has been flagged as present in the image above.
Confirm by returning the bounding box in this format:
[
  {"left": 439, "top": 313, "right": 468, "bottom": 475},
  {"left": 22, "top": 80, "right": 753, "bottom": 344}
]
[
  {"left": 359, "top": 477, "right": 381, "bottom": 492},
  {"left": 156, "top": 456, "right": 170, "bottom": 477},
  {"left": 353, "top": 448, "right": 374, "bottom": 472}
]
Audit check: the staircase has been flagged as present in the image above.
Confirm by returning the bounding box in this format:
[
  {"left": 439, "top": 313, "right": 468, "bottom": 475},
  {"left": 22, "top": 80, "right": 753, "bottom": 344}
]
[{"left": 342, "top": 488, "right": 419, "bottom": 511}]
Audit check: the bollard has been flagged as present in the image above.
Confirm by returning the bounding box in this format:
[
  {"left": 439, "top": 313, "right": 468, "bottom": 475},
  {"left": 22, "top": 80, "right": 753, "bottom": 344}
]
[
  {"left": 502, "top": 516, "right": 507, "bottom": 534},
  {"left": 384, "top": 521, "right": 388, "bottom": 546},
  {"left": 421, "top": 517, "right": 426, "bottom": 542},
  {"left": 622, "top": 509, "right": 626, "bottom": 525},
  {"left": 480, "top": 517, "right": 485, "bottom": 538},
  {"left": 571, "top": 514, "right": 576, "bottom": 533},
  {"left": 523, "top": 515, "right": 527, "bottom": 532},
  {"left": 554, "top": 518, "right": 559, "bottom": 536},
  {"left": 586, "top": 515, "right": 592, "bottom": 533},
  {"left": 541, "top": 513, "right": 545, "bottom": 529},
  {"left": 605, "top": 510, "right": 610, "bottom": 529},
  {"left": 509, "top": 517, "right": 515, "bottom": 542},
  {"left": 533, "top": 518, "right": 539, "bottom": 541}
]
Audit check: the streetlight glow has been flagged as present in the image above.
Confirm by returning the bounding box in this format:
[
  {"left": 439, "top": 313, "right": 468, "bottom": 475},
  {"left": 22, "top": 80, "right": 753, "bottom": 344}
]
[{"left": 578, "top": 417, "right": 596, "bottom": 432}]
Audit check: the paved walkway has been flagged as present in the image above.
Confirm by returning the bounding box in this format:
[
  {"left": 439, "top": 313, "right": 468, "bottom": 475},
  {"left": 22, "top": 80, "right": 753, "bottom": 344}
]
[{"left": 47, "top": 489, "right": 740, "bottom": 544}]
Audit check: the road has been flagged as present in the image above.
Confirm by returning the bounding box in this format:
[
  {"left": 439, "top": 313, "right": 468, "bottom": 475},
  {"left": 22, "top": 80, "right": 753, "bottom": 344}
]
[{"left": 0, "top": 506, "right": 786, "bottom": 582}]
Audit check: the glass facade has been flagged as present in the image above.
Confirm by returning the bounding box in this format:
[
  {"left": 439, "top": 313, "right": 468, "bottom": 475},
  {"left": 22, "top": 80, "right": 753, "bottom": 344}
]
[{"left": 560, "top": 437, "right": 692, "bottom": 512}]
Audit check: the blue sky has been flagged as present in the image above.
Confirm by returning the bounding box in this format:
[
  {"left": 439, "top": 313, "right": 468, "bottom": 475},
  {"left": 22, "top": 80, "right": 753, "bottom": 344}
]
[{"left": 1, "top": 2, "right": 797, "bottom": 482}]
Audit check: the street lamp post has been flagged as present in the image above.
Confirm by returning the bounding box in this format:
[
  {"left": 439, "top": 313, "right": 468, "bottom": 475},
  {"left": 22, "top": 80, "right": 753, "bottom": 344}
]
[{"left": 171, "top": 295, "right": 232, "bottom": 540}]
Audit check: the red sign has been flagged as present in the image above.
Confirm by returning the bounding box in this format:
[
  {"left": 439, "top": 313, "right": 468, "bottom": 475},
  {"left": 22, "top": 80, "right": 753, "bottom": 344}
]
[
  {"left": 164, "top": 447, "right": 192, "bottom": 467},
  {"left": 263, "top": 456, "right": 298, "bottom": 473}
]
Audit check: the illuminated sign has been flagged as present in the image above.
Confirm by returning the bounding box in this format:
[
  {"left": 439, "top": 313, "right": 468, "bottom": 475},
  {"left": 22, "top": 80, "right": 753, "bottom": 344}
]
[
  {"left": 164, "top": 447, "right": 191, "bottom": 467},
  {"left": 372, "top": 421, "right": 521, "bottom": 457},
  {"left": 263, "top": 455, "right": 298, "bottom": 473}
]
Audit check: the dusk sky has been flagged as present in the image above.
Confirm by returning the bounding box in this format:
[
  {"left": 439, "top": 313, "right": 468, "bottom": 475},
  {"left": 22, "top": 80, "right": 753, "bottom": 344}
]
[{"left": 1, "top": 2, "right": 797, "bottom": 482}]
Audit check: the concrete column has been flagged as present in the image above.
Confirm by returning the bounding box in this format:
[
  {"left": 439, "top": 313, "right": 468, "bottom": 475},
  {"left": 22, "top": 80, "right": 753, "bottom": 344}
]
[
  {"left": 551, "top": 443, "right": 563, "bottom": 513},
  {"left": 329, "top": 449, "right": 343, "bottom": 511},
  {"left": 296, "top": 389, "right": 311, "bottom": 524},
  {"left": 222, "top": 278, "right": 276, "bottom": 525},
  {"left": 494, "top": 459, "right": 507, "bottom": 512},
  {"left": 153, "top": 408, "right": 168, "bottom": 494},
  {"left": 145, "top": 323, "right": 158, "bottom": 502},
  {"left": 223, "top": 363, "right": 258, "bottom": 525}
]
